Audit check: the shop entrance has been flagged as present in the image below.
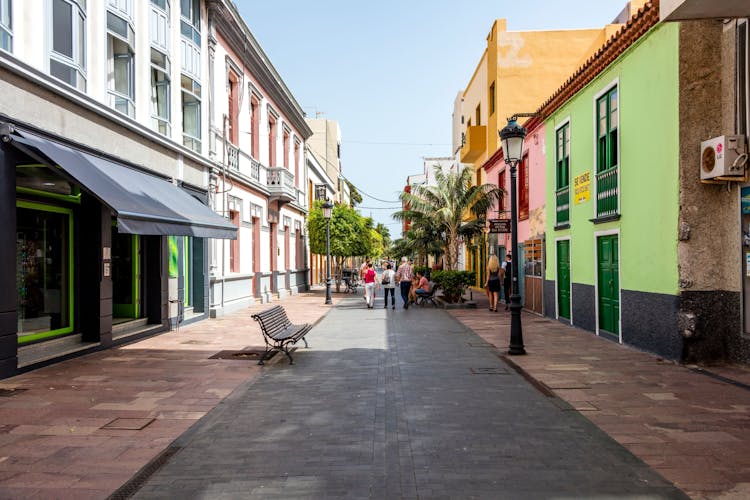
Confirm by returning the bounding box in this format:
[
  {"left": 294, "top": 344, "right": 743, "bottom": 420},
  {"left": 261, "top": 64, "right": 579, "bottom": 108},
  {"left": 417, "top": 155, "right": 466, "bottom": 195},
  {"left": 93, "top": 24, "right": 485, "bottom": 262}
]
[{"left": 112, "top": 230, "right": 142, "bottom": 320}]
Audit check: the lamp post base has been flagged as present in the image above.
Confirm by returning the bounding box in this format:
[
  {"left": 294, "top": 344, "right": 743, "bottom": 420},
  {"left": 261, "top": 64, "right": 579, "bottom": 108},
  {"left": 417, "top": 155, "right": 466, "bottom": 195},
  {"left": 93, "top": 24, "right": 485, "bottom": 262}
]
[
  {"left": 325, "top": 279, "right": 332, "bottom": 305},
  {"left": 507, "top": 293, "right": 526, "bottom": 355}
]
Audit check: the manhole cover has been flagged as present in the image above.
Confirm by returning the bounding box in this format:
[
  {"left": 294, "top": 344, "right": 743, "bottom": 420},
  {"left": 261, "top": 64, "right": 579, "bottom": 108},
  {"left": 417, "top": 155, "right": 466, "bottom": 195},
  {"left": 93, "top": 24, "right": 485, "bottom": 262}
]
[
  {"left": 470, "top": 367, "right": 509, "bottom": 375},
  {"left": 102, "top": 418, "right": 155, "bottom": 430},
  {"left": 209, "top": 350, "right": 270, "bottom": 360},
  {"left": 0, "top": 388, "right": 26, "bottom": 397}
]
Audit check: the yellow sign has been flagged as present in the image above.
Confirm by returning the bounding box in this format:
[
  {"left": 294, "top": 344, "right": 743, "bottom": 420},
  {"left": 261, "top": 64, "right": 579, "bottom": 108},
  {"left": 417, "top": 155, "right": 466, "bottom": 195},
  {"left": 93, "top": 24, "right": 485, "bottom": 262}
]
[{"left": 573, "top": 171, "right": 591, "bottom": 205}]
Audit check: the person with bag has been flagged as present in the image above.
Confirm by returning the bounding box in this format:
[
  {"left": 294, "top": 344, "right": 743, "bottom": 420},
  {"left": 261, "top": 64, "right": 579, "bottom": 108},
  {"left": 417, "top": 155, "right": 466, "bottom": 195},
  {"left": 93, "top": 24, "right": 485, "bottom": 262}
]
[
  {"left": 363, "top": 262, "right": 378, "bottom": 309},
  {"left": 394, "top": 257, "right": 414, "bottom": 309},
  {"left": 381, "top": 263, "right": 396, "bottom": 310}
]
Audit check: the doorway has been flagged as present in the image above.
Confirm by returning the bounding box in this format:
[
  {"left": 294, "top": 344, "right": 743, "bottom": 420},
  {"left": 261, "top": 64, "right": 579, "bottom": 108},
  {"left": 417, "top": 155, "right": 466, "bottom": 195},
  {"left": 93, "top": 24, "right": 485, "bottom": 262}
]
[
  {"left": 597, "top": 234, "right": 620, "bottom": 339},
  {"left": 112, "top": 230, "right": 142, "bottom": 320},
  {"left": 557, "top": 239, "right": 571, "bottom": 320}
]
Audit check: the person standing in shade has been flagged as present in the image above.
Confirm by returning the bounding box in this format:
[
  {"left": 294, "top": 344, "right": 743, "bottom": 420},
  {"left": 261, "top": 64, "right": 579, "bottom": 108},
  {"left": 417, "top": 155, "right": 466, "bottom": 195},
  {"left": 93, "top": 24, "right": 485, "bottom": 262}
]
[
  {"left": 502, "top": 253, "right": 512, "bottom": 310},
  {"left": 381, "top": 263, "right": 396, "bottom": 309},
  {"left": 394, "top": 256, "right": 413, "bottom": 309},
  {"left": 363, "top": 262, "right": 377, "bottom": 309}
]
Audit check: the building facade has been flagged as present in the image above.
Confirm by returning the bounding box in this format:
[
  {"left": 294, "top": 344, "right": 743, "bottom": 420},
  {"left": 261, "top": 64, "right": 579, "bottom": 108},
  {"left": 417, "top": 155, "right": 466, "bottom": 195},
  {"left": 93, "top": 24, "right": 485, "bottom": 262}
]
[
  {"left": 0, "top": 0, "right": 238, "bottom": 378},
  {"left": 206, "top": 0, "right": 312, "bottom": 313}
]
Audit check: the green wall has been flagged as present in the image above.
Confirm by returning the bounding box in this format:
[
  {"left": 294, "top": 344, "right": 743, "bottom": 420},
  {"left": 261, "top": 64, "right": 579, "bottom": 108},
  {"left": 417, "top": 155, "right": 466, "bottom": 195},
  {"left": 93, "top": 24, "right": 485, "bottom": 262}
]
[{"left": 545, "top": 22, "right": 680, "bottom": 296}]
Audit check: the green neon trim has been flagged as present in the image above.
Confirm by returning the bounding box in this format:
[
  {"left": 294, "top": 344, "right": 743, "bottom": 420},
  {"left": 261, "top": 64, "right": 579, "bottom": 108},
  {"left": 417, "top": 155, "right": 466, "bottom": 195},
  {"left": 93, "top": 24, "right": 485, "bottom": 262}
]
[
  {"left": 16, "top": 187, "right": 82, "bottom": 204},
  {"left": 16, "top": 200, "right": 75, "bottom": 344},
  {"left": 183, "top": 236, "right": 190, "bottom": 307},
  {"left": 133, "top": 235, "right": 140, "bottom": 317}
]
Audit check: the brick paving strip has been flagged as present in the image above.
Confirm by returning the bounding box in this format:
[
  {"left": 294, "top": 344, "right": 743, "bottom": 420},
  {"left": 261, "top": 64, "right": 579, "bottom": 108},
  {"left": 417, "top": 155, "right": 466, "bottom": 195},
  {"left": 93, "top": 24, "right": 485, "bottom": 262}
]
[
  {"left": 448, "top": 291, "right": 750, "bottom": 500},
  {"left": 0, "top": 290, "right": 339, "bottom": 499}
]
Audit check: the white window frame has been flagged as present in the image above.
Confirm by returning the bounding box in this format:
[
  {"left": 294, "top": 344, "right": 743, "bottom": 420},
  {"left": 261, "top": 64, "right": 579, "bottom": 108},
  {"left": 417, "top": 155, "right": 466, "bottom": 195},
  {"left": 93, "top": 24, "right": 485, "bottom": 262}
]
[
  {"left": 182, "top": 74, "right": 202, "bottom": 152},
  {"left": 554, "top": 116, "right": 571, "bottom": 227},
  {"left": 0, "top": 0, "right": 12, "bottom": 53},
  {"left": 151, "top": 49, "right": 171, "bottom": 136},
  {"left": 591, "top": 78, "right": 621, "bottom": 220},
  {"left": 48, "top": 0, "right": 87, "bottom": 91}
]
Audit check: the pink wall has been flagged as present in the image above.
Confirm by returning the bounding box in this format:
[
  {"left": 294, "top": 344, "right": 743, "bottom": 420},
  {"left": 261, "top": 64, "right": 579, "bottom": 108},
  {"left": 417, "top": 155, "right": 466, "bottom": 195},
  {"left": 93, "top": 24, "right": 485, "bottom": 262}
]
[{"left": 484, "top": 122, "right": 546, "bottom": 253}]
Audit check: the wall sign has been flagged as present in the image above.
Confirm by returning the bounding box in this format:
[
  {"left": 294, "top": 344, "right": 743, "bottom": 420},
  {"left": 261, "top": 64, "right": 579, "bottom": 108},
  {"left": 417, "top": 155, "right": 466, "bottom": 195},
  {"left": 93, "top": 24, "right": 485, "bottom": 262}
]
[
  {"left": 489, "top": 219, "right": 511, "bottom": 233},
  {"left": 573, "top": 171, "right": 591, "bottom": 205}
]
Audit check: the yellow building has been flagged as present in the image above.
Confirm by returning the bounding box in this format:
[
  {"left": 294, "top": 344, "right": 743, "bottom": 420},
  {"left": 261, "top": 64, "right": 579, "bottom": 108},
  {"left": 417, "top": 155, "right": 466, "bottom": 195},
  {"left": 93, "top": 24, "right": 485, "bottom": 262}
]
[{"left": 456, "top": 13, "right": 632, "bottom": 285}]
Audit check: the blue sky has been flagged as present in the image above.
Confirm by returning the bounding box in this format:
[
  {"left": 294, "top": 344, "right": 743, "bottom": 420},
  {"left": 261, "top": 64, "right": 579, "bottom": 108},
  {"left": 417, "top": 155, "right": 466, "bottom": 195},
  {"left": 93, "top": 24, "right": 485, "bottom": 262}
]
[{"left": 235, "top": 0, "right": 629, "bottom": 236}]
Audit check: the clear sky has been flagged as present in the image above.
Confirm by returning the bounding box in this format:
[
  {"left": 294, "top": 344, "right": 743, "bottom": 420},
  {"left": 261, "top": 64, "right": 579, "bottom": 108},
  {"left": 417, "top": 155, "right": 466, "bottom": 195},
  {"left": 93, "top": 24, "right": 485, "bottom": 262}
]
[{"left": 235, "top": 0, "right": 629, "bottom": 237}]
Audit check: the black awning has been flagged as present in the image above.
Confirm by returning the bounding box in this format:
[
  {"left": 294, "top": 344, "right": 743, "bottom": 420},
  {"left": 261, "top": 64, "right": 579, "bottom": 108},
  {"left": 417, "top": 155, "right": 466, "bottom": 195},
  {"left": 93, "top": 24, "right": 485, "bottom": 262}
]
[{"left": 10, "top": 130, "right": 237, "bottom": 239}]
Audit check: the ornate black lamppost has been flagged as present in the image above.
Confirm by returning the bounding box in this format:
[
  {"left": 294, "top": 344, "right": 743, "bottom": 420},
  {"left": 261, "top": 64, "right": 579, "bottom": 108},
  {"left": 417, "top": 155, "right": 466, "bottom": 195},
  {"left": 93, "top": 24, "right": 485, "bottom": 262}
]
[
  {"left": 499, "top": 117, "right": 527, "bottom": 355},
  {"left": 322, "top": 200, "right": 333, "bottom": 305}
]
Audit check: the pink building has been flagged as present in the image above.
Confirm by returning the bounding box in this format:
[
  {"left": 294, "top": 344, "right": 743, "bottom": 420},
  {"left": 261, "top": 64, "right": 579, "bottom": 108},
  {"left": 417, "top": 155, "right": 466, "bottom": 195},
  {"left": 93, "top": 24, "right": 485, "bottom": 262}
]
[{"left": 482, "top": 119, "right": 546, "bottom": 314}]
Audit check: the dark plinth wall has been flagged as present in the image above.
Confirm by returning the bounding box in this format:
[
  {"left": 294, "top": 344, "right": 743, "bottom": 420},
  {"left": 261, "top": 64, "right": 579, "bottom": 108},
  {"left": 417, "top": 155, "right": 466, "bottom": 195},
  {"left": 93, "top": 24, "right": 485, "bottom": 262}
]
[
  {"left": 621, "top": 289, "right": 682, "bottom": 361},
  {"left": 681, "top": 290, "right": 743, "bottom": 363},
  {"left": 0, "top": 145, "right": 18, "bottom": 378},
  {"left": 79, "top": 196, "right": 112, "bottom": 345},
  {"left": 571, "top": 283, "right": 596, "bottom": 332}
]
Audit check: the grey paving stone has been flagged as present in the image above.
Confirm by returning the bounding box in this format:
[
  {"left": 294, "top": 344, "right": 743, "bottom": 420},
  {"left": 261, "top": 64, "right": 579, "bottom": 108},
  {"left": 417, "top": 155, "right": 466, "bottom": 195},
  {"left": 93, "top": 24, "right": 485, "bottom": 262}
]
[{"left": 132, "top": 297, "right": 689, "bottom": 499}]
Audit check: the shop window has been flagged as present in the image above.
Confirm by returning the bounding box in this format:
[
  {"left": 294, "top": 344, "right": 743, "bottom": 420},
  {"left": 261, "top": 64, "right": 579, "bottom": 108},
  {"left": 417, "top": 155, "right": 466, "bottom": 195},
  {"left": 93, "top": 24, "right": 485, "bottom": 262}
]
[
  {"left": 49, "top": 0, "right": 87, "bottom": 91},
  {"left": 16, "top": 202, "right": 73, "bottom": 343}
]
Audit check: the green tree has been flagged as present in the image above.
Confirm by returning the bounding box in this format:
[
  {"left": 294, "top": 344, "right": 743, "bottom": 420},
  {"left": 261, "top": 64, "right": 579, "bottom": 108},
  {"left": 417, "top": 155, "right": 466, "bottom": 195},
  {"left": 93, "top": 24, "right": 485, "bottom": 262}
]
[
  {"left": 345, "top": 179, "right": 363, "bottom": 206},
  {"left": 308, "top": 201, "right": 373, "bottom": 290},
  {"left": 393, "top": 166, "right": 501, "bottom": 270}
]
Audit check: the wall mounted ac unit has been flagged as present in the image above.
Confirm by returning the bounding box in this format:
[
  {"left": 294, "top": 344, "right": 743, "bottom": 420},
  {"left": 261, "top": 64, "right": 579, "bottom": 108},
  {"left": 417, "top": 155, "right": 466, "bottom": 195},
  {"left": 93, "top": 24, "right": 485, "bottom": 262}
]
[{"left": 700, "top": 135, "right": 746, "bottom": 180}]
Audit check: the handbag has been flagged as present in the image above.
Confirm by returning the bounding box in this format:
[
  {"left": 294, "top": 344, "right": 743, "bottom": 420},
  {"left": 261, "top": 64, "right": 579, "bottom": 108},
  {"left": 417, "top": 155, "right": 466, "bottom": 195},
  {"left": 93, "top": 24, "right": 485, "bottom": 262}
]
[{"left": 382, "top": 272, "right": 390, "bottom": 285}]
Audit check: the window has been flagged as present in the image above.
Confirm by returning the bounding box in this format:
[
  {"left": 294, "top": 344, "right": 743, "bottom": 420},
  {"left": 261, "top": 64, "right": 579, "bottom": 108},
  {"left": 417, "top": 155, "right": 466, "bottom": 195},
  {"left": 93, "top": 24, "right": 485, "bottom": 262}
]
[
  {"left": 108, "top": 38, "right": 135, "bottom": 117},
  {"left": 227, "top": 70, "right": 239, "bottom": 145},
  {"left": 519, "top": 153, "right": 529, "bottom": 220},
  {"left": 150, "top": 0, "right": 170, "bottom": 58},
  {"left": 182, "top": 74, "right": 201, "bottom": 152},
  {"left": 738, "top": 19, "right": 748, "bottom": 138},
  {"left": 180, "top": 0, "right": 200, "bottom": 45},
  {"left": 595, "top": 85, "right": 619, "bottom": 218},
  {"left": 250, "top": 94, "right": 260, "bottom": 159},
  {"left": 596, "top": 86, "right": 618, "bottom": 172},
  {"left": 489, "top": 82, "right": 495, "bottom": 116},
  {"left": 1, "top": 0, "right": 11, "bottom": 52},
  {"left": 268, "top": 113, "right": 277, "bottom": 167},
  {"left": 17, "top": 202, "right": 73, "bottom": 342},
  {"left": 475, "top": 104, "right": 481, "bottom": 126},
  {"left": 151, "top": 49, "right": 170, "bottom": 135},
  {"left": 229, "top": 210, "right": 239, "bottom": 272},
  {"left": 555, "top": 122, "right": 570, "bottom": 225},
  {"left": 49, "top": 0, "right": 86, "bottom": 91},
  {"left": 294, "top": 139, "right": 300, "bottom": 186},
  {"left": 283, "top": 128, "right": 290, "bottom": 168}
]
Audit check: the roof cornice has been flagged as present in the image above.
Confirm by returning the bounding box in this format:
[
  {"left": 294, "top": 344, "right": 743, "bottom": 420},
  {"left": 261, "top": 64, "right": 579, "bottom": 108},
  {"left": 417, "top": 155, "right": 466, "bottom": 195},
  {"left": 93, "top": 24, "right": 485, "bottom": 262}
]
[
  {"left": 207, "top": 0, "right": 313, "bottom": 139},
  {"left": 532, "top": 0, "right": 660, "bottom": 125}
]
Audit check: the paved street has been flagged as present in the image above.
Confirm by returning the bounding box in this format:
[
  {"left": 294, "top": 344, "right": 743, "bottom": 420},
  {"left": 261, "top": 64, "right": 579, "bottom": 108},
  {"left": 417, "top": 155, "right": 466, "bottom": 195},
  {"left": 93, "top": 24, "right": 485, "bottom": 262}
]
[
  {"left": 132, "top": 295, "right": 685, "bottom": 499},
  {"left": 1, "top": 289, "right": 750, "bottom": 498}
]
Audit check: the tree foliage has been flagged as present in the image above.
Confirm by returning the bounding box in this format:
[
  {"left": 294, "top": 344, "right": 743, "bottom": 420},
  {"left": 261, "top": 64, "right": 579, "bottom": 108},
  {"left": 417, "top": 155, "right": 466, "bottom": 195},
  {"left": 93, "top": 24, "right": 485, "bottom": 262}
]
[
  {"left": 392, "top": 166, "right": 502, "bottom": 270},
  {"left": 345, "top": 179, "right": 363, "bottom": 206}
]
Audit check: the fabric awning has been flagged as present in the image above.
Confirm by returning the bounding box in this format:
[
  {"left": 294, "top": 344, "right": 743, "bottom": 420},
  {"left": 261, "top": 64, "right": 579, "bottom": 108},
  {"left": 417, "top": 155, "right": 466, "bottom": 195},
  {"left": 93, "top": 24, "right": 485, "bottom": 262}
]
[{"left": 10, "top": 130, "right": 237, "bottom": 239}]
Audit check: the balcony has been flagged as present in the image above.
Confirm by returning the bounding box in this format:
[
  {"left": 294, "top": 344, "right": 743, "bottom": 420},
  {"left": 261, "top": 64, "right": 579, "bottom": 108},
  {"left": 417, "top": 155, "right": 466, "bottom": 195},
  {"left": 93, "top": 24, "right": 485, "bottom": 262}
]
[
  {"left": 460, "top": 125, "right": 487, "bottom": 164},
  {"left": 595, "top": 167, "right": 619, "bottom": 218},
  {"left": 267, "top": 167, "right": 296, "bottom": 204},
  {"left": 555, "top": 186, "right": 570, "bottom": 226}
]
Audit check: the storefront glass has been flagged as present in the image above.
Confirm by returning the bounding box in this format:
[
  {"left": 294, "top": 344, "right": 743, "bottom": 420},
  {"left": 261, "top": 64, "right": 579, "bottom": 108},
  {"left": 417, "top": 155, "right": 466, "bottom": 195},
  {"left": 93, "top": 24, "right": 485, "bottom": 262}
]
[{"left": 16, "top": 202, "right": 73, "bottom": 343}]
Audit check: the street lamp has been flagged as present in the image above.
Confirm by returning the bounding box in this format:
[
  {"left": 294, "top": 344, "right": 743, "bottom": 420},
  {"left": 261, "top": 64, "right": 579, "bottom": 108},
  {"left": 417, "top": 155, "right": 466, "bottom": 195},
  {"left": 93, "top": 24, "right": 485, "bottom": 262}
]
[
  {"left": 322, "top": 200, "right": 334, "bottom": 305},
  {"left": 499, "top": 117, "right": 527, "bottom": 355}
]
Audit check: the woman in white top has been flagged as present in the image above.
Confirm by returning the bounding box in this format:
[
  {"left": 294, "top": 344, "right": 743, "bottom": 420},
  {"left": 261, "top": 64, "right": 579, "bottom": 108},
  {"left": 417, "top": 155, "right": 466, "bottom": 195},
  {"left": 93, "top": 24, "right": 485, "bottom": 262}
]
[{"left": 381, "top": 263, "right": 396, "bottom": 310}]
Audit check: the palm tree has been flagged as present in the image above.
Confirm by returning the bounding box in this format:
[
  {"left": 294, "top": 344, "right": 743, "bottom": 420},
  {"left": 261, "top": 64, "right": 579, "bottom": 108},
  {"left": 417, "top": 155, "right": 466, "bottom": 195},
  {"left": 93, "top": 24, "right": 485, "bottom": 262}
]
[{"left": 393, "top": 166, "right": 501, "bottom": 271}]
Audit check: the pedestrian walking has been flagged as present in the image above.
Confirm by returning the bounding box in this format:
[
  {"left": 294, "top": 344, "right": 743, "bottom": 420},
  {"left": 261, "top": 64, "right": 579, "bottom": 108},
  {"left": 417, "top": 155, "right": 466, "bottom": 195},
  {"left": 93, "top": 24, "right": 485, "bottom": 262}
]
[
  {"left": 363, "top": 262, "right": 377, "bottom": 309},
  {"left": 381, "top": 263, "right": 396, "bottom": 309},
  {"left": 502, "top": 253, "right": 512, "bottom": 310},
  {"left": 485, "top": 255, "right": 503, "bottom": 312},
  {"left": 360, "top": 257, "right": 372, "bottom": 303},
  {"left": 394, "top": 256, "right": 413, "bottom": 309}
]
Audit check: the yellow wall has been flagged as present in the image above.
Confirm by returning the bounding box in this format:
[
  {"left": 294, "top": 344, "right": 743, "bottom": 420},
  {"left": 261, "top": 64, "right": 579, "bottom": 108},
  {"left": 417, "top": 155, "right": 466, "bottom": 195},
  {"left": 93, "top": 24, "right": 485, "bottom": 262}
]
[{"left": 461, "top": 19, "right": 623, "bottom": 175}]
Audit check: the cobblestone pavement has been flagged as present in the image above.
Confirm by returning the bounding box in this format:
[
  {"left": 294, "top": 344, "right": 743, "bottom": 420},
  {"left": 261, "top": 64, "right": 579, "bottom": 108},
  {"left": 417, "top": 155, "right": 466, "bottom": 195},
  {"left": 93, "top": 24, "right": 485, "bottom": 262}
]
[
  {"left": 448, "top": 292, "right": 750, "bottom": 500},
  {"left": 0, "top": 287, "right": 747, "bottom": 498},
  {"left": 132, "top": 294, "right": 685, "bottom": 499}
]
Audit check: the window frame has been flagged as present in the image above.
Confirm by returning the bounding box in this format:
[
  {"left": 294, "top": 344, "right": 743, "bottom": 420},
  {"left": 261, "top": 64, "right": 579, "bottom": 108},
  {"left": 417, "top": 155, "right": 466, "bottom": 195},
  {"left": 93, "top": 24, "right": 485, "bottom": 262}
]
[
  {"left": 519, "top": 153, "right": 529, "bottom": 220},
  {"left": 181, "top": 74, "right": 202, "bottom": 152},
  {"left": 555, "top": 118, "right": 571, "bottom": 226},
  {"left": 593, "top": 79, "right": 621, "bottom": 219},
  {"left": 48, "top": 0, "right": 87, "bottom": 91},
  {"left": 0, "top": 0, "right": 12, "bottom": 53}
]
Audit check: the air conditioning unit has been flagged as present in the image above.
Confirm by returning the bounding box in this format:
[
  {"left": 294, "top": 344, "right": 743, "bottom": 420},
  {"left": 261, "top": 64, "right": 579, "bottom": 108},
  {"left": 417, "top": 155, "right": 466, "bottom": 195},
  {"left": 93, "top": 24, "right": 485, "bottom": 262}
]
[{"left": 700, "top": 135, "right": 746, "bottom": 180}]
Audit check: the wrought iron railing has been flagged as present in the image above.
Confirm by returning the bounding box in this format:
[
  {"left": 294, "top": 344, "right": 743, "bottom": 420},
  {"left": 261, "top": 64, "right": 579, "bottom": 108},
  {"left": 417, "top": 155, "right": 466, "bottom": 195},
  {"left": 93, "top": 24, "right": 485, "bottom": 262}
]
[
  {"left": 555, "top": 186, "right": 570, "bottom": 225},
  {"left": 596, "top": 167, "right": 619, "bottom": 218}
]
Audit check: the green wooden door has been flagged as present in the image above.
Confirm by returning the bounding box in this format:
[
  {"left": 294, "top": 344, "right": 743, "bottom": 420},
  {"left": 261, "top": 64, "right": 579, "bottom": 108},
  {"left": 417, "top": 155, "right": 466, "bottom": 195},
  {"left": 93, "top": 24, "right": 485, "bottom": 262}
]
[
  {"left": 597, "top": 235, "right": 619, "bottom": 337},
  {"left": 556, "top": 240, "right": 571, "bottom": 320}
]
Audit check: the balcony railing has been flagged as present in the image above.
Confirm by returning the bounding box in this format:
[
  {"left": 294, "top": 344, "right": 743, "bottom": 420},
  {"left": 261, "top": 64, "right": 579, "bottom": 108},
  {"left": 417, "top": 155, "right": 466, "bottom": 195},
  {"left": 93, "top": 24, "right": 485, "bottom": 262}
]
[
  {"left": 460, "top": 125, "right": 487, "bottom": 163},
  {"left": 250, "top": 159, "right": 260, "bottom": 181},
  {"left": 555, "top": 186, "right": 570, "bottom": 226},
  {"left": 596, "top": 167, "right": 619, "bottom": 218},
  {"left": 267, "top": 167, "right": 296, "bottom": 202},
  {"left": 226, "top": 142, "right": 239, "bottom": 170}
]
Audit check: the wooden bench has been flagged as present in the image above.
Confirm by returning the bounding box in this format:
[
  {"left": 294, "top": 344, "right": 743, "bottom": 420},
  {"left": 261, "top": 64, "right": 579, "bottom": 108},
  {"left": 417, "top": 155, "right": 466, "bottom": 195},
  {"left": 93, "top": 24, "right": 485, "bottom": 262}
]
[{"left": 251, "top": 305, "right": 312, "bottom": 365}]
